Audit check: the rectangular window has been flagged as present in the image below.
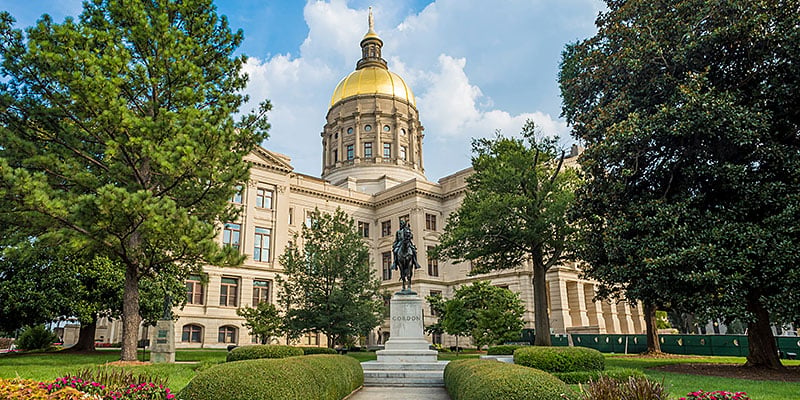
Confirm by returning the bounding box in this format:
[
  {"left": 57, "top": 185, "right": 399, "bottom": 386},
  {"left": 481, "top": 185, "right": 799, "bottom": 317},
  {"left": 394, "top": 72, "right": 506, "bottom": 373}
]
[
  {"left": 364, "top": 142, "right": 373, "bottom": 158},
  {"left": 383, "top": 143, "right": 391, "bottom": 158},
  {"left": 332, "top": 149, "right": 338, "bottom": 163},
  {"left": 347, "top": 144, "right": 354, "bottom": 160},
  {"left": 382, "top": 252, "right": 392, "bottom": 280},
  {"left": 288, "top": 207, "right": 294, "bottom": 225},
  {"left": 358, "top": 221, "right": 370, "bottom": 238},
  {"left": 305, "top": 211, "right": 315, "bottom": 228},
  {"left": 230, "top": 185, "right": 243, "bottom": 203},
  {"left": 427, "top": 247, "right": 439, "bottom": 277},
  {"left": 253, "top": 227, "right": 271, "bottom": 262},
  {"left": 400, "top": 146, "right": 407, "bottom": 160},
  {"left": 429, "top": 290, "right": 442, "bottom": 315},
  {"left": 425, "top": 213, "right": 437, "bottom": 231},
  {"left": 223, "top": 223, "right": 241, "bottom": 249},
  {"left": 220, "top": 277, "right": 239, "bottom": 307},
  {"left": 186, "top": 274, "right": 204, "bottom": 305},
  {"left": 256, "top": 188, "right": 273, "bottom": 209},
  {"left": 252, "top": 280, "right": 271, "bottom": 306},
  {"left": 381, "top": 220, "right": 392, "bottom": 237}
]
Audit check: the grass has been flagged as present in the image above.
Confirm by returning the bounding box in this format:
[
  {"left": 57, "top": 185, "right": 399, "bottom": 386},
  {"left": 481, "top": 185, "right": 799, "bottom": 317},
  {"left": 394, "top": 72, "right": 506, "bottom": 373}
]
[
  {"left": 0, "top": 348, "right": 227, "bottom": 392},
  {"left": 2, "top": 349, "right": 798, "bottom": 399},
  {"left": 605, "top": 355, "right": 800, "bottom": 400}
]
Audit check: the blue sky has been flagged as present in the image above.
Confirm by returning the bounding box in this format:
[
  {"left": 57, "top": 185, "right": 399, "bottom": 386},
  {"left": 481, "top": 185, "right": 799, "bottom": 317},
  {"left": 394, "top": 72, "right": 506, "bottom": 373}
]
[{"left": 3, "top": 0, "right": 604, "bottom": 181}]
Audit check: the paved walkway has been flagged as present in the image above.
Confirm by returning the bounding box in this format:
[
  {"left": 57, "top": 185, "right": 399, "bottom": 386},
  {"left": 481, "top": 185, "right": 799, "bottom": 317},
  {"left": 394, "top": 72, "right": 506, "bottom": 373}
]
[{"left": 347, "top": 386, "right": 450, "bottom": 400}]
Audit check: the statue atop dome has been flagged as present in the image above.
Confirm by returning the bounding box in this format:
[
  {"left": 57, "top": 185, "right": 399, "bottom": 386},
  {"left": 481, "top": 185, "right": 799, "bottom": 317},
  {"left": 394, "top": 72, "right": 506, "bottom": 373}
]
[{"left": 357, "top": 7, "right": 386, "bottom": 70}]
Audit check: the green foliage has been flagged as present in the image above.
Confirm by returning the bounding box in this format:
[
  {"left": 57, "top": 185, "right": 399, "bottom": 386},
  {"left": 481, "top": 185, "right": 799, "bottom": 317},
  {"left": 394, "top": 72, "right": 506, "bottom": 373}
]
[
  {"left": 61, "top": 366, "right": 169, "bottom": 393},
  {"left": 237, "top": 302, "right": 283, "bottom": 345},
  {"left": 0, "top": 0, "right": 269, "bottom": 360},
  {"left": 450, "top": 281, "right": 526, "bottom": 350},
  {"left": 277, "top": 208, "right": 383, "bottom": 348},
  {"left": 444, "top": 359, "right": 568, "bottom": 400},
  {"left": 514, "top": 346, "right": 605, "bottom": 373},
  {"left": 552, "top": 368, "right": 645, "bottom": 384},
  {"left": 487, "top": 345, "right": 528, "bottom": 355},
  {"left": 180, "top": 355, "right": 362, "bottom": 400},
  {"left": 16, "top": 325, "right": 58, "bottom": 351},
  {"left": 565, "top": 376, "right": 669, "bottom": 400},
  {"left": 655, "top": 311, "right": 671, "bottom": 330},
  {"left": 299, "top": 347, "right": 337, "bottom": 355},
  {"left": 225, "top": 345, "right": 303, "bottom": 362},
  {"left": 432, "top": 121, "right": 580, "bottom": 346},
  {"left": 560, "top": 0, "right": 800, "bottom": 367}
]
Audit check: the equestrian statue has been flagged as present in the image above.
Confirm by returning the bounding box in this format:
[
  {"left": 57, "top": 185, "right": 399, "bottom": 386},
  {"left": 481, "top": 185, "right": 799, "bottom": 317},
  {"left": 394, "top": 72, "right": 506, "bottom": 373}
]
[{"left": 391, "top": 219, "right": 422, "bottom": 293}]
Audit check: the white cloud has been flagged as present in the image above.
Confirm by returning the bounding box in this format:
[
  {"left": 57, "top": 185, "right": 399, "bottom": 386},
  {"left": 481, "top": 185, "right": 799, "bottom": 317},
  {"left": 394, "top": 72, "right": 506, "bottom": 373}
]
[{"left": 242, "top": 0, "right": 601, "bottom": 180}]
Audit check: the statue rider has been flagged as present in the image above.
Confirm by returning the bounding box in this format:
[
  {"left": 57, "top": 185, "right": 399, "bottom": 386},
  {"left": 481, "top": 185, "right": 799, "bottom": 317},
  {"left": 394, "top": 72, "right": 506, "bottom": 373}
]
[{"left": 391, "top": 219, "right": 422, "bottom": 271}]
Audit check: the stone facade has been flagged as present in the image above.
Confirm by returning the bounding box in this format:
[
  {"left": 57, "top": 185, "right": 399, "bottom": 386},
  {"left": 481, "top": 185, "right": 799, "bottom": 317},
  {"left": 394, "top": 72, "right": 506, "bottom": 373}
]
[{"left": 97, "top": 12, "right": 644, "bottom": 349}]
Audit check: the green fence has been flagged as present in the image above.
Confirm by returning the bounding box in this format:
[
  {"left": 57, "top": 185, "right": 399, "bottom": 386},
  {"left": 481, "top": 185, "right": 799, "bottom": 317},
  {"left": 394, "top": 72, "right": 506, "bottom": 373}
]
[{"left": 516, "top": 332, "right": 800, "bottom": 358}]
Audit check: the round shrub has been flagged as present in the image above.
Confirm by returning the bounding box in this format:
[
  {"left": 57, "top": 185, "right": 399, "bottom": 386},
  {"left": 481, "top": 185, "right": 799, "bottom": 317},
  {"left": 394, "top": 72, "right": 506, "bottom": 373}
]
[
  {"left": 299, "top": 346, "right": 337, "bottom": 355},
  {"left": 226, "top": 344, "right": 303, "bottom": 362},
  {"left": 16, "top": 325, "right": 58, "bottom": 351},
  {"left": 444, "top": 359, "right": 568, "bottom": 400},
  {"left": 553, "top": 368, "right": 645, "bottom": 384},
  {"left": 180, "top": 354, "right": 363, "bottom": 400},
  {"left": 514, "top": 346, "right": 604, "bottom": 373},
  {"left": 486, "top": 345, "right": 527, "bottom": 355}
]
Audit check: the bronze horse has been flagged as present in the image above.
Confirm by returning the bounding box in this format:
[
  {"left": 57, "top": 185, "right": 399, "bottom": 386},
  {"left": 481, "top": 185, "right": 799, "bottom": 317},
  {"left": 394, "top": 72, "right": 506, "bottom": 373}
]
[{"left": 393, "top": 226, "right": 419, "bottom": 292}]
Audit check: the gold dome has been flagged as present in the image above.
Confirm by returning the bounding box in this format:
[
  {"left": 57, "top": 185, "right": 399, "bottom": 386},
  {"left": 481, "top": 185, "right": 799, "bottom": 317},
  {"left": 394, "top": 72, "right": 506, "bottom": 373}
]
[{"left": 329, "top": 67, "right": 416, "bottom": 107}]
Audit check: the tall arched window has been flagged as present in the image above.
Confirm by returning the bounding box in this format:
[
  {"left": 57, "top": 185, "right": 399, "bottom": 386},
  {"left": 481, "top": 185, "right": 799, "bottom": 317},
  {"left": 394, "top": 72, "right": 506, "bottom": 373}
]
[
  {"left": 218, "top": 326, "right": 237, "bottom": 343},
  {"left": 182, "top": 324, "right": 203, "bottom": 343}
]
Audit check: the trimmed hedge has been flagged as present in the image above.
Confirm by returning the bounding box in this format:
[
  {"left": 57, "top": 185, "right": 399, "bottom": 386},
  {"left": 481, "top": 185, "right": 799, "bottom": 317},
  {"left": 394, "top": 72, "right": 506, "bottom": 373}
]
[
  {"left": 444, "top": 359, "right": 568, "bottom": 400},
  {"left": 552, "top": 368, "right": 645, "bottom": 384},
  {"left": 486, "top": 345, "right": 528, "bottom": 355},
  {"left": 514, "top": 346, "right": 604, "bottom": 373},
  {"left": 226, "top": 345, "right": 303, "bottom": 362},
  {"left": 299, "top": 346, "right": 337, "bottom": 355},
  {"left": 180, "top": 354, "right": 362, "bottom": 400}
]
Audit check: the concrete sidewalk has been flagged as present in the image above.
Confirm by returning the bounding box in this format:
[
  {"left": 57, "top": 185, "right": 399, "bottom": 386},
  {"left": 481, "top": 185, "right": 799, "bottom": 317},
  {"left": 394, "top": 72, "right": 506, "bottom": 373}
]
[{"left": 347, "top": 386, "right": 450, "bottom": 400}]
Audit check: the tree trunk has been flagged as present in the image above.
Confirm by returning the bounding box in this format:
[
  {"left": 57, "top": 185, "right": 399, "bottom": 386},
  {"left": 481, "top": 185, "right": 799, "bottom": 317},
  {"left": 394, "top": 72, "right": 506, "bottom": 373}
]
[
  {"left": 644, "top": 303, "right": 661, "bottom": 353},
  {"left": 71, "top": 319, "right": 97, "bottom": 352},
  {"left": 532, "top": 263, "right": 552, "bottom": 346},
  {"left": 745, "top": 296, "right": 783, "bottom": 369},
  {"left": 456, "top": 335, "right": 460, "bottom": 356},
  {"left": 120, "top": 262, "right": 141, "bottom": 361}
]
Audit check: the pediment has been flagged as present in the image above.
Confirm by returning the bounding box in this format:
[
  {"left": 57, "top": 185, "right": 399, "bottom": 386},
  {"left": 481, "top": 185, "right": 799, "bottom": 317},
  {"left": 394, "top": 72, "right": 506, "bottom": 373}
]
[{"left": 245, "top": 146, "right": 294, "bottom": 173}]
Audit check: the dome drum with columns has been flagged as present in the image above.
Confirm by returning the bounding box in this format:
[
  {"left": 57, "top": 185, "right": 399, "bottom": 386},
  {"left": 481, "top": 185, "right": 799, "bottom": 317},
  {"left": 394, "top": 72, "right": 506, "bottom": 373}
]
[{"left": 322, "top": 9, "right": 425, "bottom": 194}]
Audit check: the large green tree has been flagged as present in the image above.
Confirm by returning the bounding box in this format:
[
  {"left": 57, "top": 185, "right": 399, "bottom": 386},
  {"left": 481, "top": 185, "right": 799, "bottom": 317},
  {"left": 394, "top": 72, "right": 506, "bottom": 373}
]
[
  {"left": 277, "top": 208, "right": 384, "bottom": 348},
  {"left": 432, "top": 121, "right": 580, "bottom": 346},
  {"left": 0, "top": 0, "right": 269, "bottom": 360},
  {"left": 237, "top": 302, "right": 283, "bottom": 345},
  {"left": 560, "top": 0, "right": 800, "bottom": 368},
  {"left": 455, "top": 281, "right": 526, "bottom": 350}
]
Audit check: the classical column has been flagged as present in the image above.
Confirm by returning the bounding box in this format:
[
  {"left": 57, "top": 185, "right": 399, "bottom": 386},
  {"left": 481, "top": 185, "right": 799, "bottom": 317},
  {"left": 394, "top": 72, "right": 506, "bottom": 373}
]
[
  {"left": 548, "top": 278, "right": 571, "bottom": 334},
  {"left": 571, "top": 281, "right": 590, "bottom": 327},
  {"left": 602, "top": 300, "right": 621, "bottom": 333},
  {"left": 584, "top": 283, "right": 606, "bottom": 332},
  {"left": 629, "top": 303, "right": 644, "bottom": 333},
  {"left": 354, "top": 116, "right": 362, "bottom": 159},
  {"left": 616, "top": 302, "right": 634, "bottom": 333}
]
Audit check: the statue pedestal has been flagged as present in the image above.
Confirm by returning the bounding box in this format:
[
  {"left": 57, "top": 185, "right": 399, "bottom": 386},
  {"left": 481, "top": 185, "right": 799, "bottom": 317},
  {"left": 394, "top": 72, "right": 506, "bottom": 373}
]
[
  {"left": 149, "top": 319, "right": 175, "bottom": 363},
  {"left": 362, "top": 293, "right": 446, "bottom": 386},
  {"left": 376, "top": 293, "right": 438, "bottom": 363}
]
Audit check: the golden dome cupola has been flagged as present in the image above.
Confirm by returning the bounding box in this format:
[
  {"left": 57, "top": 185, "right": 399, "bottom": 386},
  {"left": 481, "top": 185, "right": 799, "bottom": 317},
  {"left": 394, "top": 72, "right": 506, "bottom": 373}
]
[
  {"left": 357, "top": 8, "right": 387, "bottom": 70},
  {"left": 321, "top": 8, "right": 426, "bottom": 193}
]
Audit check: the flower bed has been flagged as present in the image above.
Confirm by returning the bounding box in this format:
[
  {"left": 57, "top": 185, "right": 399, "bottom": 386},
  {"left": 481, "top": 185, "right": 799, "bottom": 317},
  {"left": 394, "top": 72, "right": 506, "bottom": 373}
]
[{"left": 680, "top": 390, "right": 751, "bottom": 400}]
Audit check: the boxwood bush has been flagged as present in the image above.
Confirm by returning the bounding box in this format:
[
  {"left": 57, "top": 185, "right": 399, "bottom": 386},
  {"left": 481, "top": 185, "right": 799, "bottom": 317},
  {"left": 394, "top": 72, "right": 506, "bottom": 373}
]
[
  {"left": 180, "top": 354, "right": 362, "bottom": 400},
  {"left": 299, "top": 346, "right": 337, "bottom": 355},
  {"left": 553, "top": 368, "right": 645, "bottom": 384},
  {"left": 226, "top": 344, "right": 303, "bottom": 362},
  {"left": 444, "top": 359, "right": 568, "bottom": 400},
  {"left": 486, "top": 345, "right": 528, "bottom": 355},
  {"left": 514, "top": 346, "right": 604, "bottom": 373}
]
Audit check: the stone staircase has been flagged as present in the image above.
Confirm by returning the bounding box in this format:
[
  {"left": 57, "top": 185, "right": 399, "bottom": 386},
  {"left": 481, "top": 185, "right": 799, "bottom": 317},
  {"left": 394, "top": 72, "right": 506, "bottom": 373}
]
[{"left": 361, "top": 360, "right": 449, "bottom": 387}]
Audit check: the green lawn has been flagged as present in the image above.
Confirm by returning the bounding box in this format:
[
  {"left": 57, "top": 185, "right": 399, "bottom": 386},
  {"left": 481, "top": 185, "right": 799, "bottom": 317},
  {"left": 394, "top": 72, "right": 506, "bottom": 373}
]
[
  {"left": 0, "top": 349, "right": 227, "bottom": 391},
  {"left": 2, "top": 349, "right": 798, "bottom": 399},
  {"left": 606, "top": 355, "right": 800, "bottom": 400}
]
